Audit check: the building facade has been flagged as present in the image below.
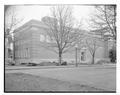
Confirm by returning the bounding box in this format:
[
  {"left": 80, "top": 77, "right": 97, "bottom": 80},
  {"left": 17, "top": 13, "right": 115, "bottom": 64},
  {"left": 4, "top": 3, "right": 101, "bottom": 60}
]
[{"left": 14, "top": 18, "right": 111, "bottom": 65}]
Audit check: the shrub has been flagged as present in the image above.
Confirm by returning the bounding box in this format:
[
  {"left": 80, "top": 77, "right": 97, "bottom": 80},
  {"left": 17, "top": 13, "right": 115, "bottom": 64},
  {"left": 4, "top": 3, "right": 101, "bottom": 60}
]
[
  {"left": 61, "top": 61, "right": 67, "bottom": 65},
  {"left": 8, "top": 59, "right": 15, "bottom": 66},
  {"left": 39, "top": 61, "right": 58, "bottom": 66},
  {"left": 109, "top": 49, "right": 116, "bottom": 63},
  {"left": 10, "top": 63, "right": 15, "bottom": 66},
  {"left": 27, "top": 63, "right": 37, "bottom": 66},
  {"left": 21, "top": 63, "right": 27, "bottom": 65},
  {"left": 52, "top": 61, "right": 59, "bottom": 66}
]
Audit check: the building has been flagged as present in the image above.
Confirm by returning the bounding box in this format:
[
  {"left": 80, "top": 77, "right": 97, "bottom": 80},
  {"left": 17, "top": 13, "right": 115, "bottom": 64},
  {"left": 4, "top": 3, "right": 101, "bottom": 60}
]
[{"left": 13, "top": 18, "right": 112, "bottom": 65}]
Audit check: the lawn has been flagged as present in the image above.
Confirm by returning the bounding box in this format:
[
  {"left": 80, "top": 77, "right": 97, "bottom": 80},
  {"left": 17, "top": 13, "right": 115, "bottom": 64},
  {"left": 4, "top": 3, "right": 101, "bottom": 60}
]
[
  {"left": 5, "top": 73, "right": 105, "bottom": 92},
  {"left": 5, "top": 65, "right": 116, "bottom": 92}
]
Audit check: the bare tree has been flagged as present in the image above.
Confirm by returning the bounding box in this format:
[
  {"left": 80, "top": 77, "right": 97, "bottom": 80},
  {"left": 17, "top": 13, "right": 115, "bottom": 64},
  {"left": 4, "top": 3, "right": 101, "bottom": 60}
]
[
  {"left": 41, "top": 5, "right": 82, "bottom": 65},
  {"left": 5, "top": 6, "right": 23, "bottom": 62},
  {"left": 5, "top": 7, "right": 23, "bottom": 36},
  {"left": 89, "top": 5, "right": 116, "bottom": 41},
  {"left": 86, "top": 35, "right": 102, "bottom": 64}
]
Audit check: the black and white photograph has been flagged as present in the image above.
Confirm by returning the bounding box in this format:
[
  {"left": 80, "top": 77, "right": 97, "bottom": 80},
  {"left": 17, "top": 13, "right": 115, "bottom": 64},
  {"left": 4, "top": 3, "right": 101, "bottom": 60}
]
[{"left": 4, "top": 3, "right": 117, "bottom": 93}]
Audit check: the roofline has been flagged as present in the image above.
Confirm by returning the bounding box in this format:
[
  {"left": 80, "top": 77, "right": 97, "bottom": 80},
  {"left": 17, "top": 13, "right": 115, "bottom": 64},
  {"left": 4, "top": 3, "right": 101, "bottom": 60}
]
[{"left": 13, "top": 19, "right": 42, "bottom": 33}]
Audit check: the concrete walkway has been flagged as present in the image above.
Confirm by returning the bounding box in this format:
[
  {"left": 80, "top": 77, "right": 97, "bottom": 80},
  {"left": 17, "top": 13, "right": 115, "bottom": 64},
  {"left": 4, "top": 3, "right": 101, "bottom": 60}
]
[{"left": 5, "top": 64, "right": 116, "bottom": 70}]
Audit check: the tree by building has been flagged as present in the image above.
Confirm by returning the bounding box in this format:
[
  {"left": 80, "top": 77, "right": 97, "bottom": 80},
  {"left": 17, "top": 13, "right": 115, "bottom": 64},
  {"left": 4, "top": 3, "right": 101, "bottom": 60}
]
[
  {"left": 5, "top": 5, "right": 23, "bottom": 63},
  {"left": 89, "top": 5, "right": 116, "bottom": 42},
  {"left": 42, "top": 5, "right": 82, "bottom": 65},
  {"left": 86, "top": 34, "right": 102, "bottom": 64}
]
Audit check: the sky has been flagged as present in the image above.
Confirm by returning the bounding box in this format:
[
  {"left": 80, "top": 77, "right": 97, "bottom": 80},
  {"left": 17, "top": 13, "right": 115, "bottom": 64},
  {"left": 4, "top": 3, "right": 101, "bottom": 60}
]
[{"left": 5, "top": 5, "right": 95, "bottom": 30}]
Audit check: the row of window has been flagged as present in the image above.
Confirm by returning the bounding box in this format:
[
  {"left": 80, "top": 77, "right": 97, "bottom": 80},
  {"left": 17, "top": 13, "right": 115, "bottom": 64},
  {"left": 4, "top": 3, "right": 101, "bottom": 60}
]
[
  {"left": 15, "top": 49, "right": 29, "bottom": 59},
  {"left": 15, "top": 40, "right": 30, "bottom": 46},
  {"left": 14, "top": 34, "right": 54, "bottom": 46}
]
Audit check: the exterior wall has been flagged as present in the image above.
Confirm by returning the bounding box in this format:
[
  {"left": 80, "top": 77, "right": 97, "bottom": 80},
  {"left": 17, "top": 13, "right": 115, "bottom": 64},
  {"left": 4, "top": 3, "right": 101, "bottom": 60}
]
[
  {"left": 30, "top": 26, "right": 58, "bottom": 63},
  {"left": 62, "top": 50, "right": 75, "bottom": 63},
  {"left": 86, "top": 47, "right": 107, "bottom": 63},
  {"left": 62, "top": 46, "right": 106, "bottom": 64},
  {"left": 14, "top": 26, "right": 33, "bottom": 64},
  {"left": 14, "top": 20, "right": 112, "bottom": 65}
]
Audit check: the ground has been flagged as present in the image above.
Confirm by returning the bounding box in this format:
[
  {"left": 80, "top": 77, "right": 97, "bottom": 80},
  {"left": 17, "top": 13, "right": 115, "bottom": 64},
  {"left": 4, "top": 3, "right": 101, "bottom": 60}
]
[
  {"left": 5, "top": 64, "right": 116, "bottom": 92},
  {"left": 5, "top": 73, "right": 104, "bottom": 92}
]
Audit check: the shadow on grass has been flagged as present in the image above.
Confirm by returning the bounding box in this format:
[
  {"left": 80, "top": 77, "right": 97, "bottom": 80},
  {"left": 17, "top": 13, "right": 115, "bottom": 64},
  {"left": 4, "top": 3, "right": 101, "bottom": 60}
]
[{"left": 5, "top": 73, "right": 116, "bottom": 93}]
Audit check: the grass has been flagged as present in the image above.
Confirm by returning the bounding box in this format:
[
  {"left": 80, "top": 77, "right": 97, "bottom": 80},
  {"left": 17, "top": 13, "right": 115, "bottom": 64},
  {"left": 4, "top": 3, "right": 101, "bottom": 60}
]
[{"left": 5, "top": 73, "right": 106, "bottom": 92}]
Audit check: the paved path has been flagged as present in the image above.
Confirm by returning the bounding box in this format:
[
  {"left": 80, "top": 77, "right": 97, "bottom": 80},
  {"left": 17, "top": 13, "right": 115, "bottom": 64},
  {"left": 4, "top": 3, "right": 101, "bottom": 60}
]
[
  {"left": 5, "top": 65, "right": 116, "bottom": 91},
  {"left": 5, "top": 65, "right": 74, "bottom": 70},
  {"left": 5, "top": 64, "right": 116, "bottom": 70}
]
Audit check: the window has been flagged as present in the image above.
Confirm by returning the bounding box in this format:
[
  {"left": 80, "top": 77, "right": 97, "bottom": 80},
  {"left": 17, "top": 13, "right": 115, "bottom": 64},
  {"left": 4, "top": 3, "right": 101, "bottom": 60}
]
[
  {"left": 18, "top": 51, "right": 19, "bottom": 59},
  {"left": 46, "top": 35, "right": 50, "bottom": 43},
  {"left": 81, "top": 51, "right": 85, "bottom": 61},
  {"left": 25, "top": 49, "right": 26, "bottom": 58},
  {"left": 21, "top": 51, "right": 23, "bottom": 59},
  {"left": 25, "top": 48, "right": 29, "bottom": 58},
  {"left": 40, "top": 34, "right": 45, "bottom": 42},
  {"left": 19, "top": 51, "right": 22, "bottom": 59},
  {"left": 25, "top": 48, "right": 28, "bottom": 58}
]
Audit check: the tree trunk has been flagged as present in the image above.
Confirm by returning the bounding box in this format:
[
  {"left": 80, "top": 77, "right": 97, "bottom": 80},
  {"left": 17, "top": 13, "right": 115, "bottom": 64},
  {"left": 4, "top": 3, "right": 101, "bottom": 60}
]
[
  {"left": 59, "top": 51, "right": 62, "bottom": 66},
  {"left": 75, "top": 47, "right": 78, "bottom": 67},
  {"left": 92, "top": 53, "right": 95, "bottom": 64}
]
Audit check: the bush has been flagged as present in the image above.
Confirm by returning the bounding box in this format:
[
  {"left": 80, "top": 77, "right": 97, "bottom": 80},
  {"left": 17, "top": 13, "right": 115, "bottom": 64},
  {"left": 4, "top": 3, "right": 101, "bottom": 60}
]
[
  {"left": 8, "top": 59, "right": 15, "bottom": 66},
  {"left": 61, "top": 61, "right": 67, "bottom": 65},
  {"left": 21, "top": 63, "right": 27, "bottom": 65},
  {"left": 10, "top": 63, "right": 15, "bottom": 66},
  {"left": 52, "top": 61, "right": 59, "bottom": 66},
  {"left": 39, "top": 61, "right": 58, "bottom": 66},
  {"left": 109, "top": 49, "right": 116, "bottom": 63},
  {"left": 27, "top": 63, "right": 37, "bottom": 66}
]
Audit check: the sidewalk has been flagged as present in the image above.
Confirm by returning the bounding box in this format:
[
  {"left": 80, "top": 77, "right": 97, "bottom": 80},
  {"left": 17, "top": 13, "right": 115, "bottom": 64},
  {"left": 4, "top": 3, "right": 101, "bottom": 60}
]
[
  {"left": 5, "top": 65, "right": 75, "bottom": 70},
  {"left": 5, "top": 64, "right": 116, "bottom": 70}
]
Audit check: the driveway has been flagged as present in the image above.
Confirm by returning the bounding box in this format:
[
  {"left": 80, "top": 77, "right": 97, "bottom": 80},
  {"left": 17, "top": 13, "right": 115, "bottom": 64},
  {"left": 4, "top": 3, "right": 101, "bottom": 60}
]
[{"left": 5, "top": 65, "right": 116, "bottom": 91}]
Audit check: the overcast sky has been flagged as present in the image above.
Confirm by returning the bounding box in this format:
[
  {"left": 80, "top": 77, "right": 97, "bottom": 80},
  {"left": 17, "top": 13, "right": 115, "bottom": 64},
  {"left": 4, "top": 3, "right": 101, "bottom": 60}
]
[{"left": 5, "top": 5, "right": 96, "bottom": 30}]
